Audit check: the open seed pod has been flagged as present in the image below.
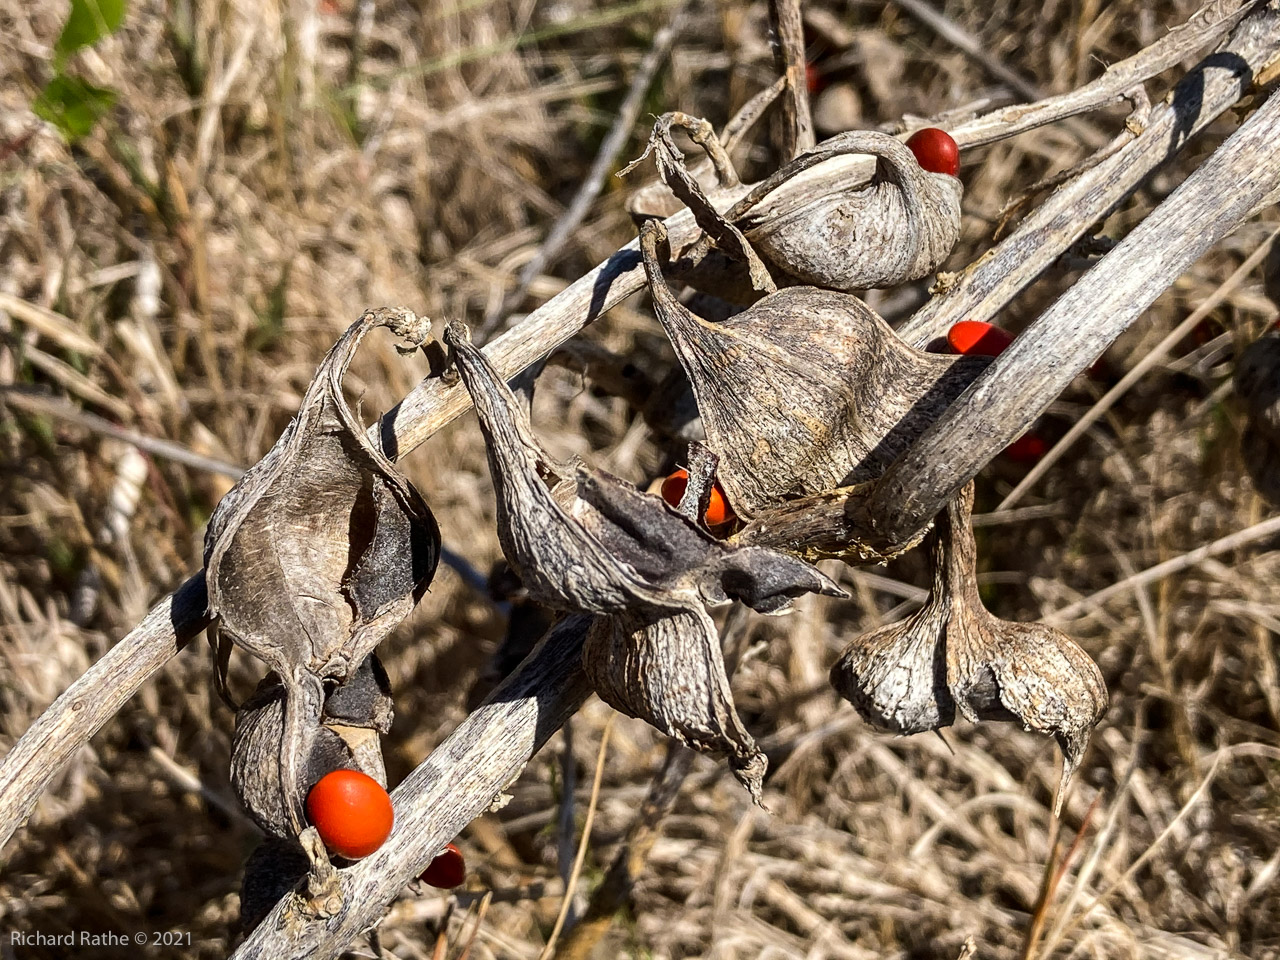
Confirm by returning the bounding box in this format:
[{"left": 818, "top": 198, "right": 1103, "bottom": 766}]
[
  {"left": 205, "top": 308, "right": 440, "bottom": 834},
  {"left": 443, "top": 321, "right": 841, "bottom": 616},
  {"left": 443, "top": 322, "right": 844, "bottom": 797},
  {"left": 231, "top": 654, "right": 394, "bottom": 841},
  {"left": 639, "top": 218, "right": 988, "bottom": 560},
  {"left": 631, "top": 112, "right": 962, "bottom": 297},
  {"left": 584, "top": 604, "right": 767, "bottom": 798},
  {"left": 1234, "top": 326, "right": 1280, "bottom": 504},
  {"left": 581, "top": 446, "right": 769, "bottom": 800},
  {"left": 830, "top": 482, "right": 1107, "bottom": 813}
]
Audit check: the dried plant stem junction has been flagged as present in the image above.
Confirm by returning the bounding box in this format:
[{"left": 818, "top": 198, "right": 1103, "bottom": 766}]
[{"left": 0, "top": 3, "right": 1278, "bottom": 958}]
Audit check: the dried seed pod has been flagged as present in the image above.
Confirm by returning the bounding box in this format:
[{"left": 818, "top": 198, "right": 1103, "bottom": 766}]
[
  {"left": 632, "top": 113, "right": 962, "bottom": 296},
  {"left": 443, "top": 322, "right": 844, "bottom": 797},
  {"left": 442, "top": 321, "right": 842, "bottom": 616},
  {"left": 640, "top": 218, "right": 988, "bottom": 556},
  {"left": 584, "top": 605, "right": 767, "bottom": 800},
  {"left": 1234, "top": 327, "right": 1280, "bottom": 504},
  {"left": 206, "top": 308, "right": 440, "bottom": 834},
  {"left": 231, "top": 654, "right": 395, "bottom": 841},
  {"left": 830, "top": 483, "right": 1107, "bottom": 811}
]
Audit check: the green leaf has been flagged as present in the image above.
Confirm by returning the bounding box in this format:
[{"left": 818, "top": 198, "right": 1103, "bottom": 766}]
[
  {"left": 34, "top": 75, "right": 117, "bottom": 140},
  {"left": 54, "top": 0, "right": 127, "bottom": 66}
]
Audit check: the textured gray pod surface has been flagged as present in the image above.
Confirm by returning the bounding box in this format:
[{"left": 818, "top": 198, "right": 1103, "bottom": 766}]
[
  {"left": 443, "top": 320, "right": 844, "bottom": 798},
  {"left": 584, "top": 605, "right": 767, "bottom": 801},
  {"left": 639, "top": 219, "right": 987, "bottom": 559},
  {"left": 204, "top": 308, "right": 439, "bottom": 834},
  {"left": 231, "top": 656, "right": 394, "bottom": 841},
  {"left": 631, "top": 114, "right": 962, "bottom": 297},
  {"left": 830, "top": 482, "right": 1108, "bottom": 812},
  {"left": 740, "top": 130, "right": 963, "bottom": 292}
]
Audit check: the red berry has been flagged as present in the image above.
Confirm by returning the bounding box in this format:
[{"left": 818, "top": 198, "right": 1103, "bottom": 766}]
[
  {"left": 805, "top": 62, "right": 822, "bottom": 95},
  {"left": 419, "top": 842, "right": 466, "bottom": 889},
  {"left": 905, "top": 128, "right": 960, "bottom": 177},
  {"left": 306, "top": 770, "right": 394, "bottom": 860},
  {"left": 1002, "top": 434, "right": 1047, "bottom": 464},
  {"left": 947, "top": 321, "right": 1014, "bottom": 358},
  {"left": 660, "top": 468, "right": 734, "bottom": 527}
]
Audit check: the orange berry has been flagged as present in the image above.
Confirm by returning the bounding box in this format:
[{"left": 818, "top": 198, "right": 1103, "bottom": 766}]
[
  {"left": 306, "top": 769, "right": 394, "bottom": 860},
  {"left": 947, "top": 321, "right": 1014, "bottom": 358},
  {"left": 419, "top": 842, "right": 466, "bottom": 889},
  {"left": 660, "top": 469, "right": 734, "bottom": 527}
]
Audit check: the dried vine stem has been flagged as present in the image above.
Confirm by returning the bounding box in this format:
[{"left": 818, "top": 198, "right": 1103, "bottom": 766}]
[
  {"left": 0, "top": 0, "right": 1271, "bottom": 875},
  {"left": 232, "top": 616, "right": 594, "bottom": 960}
]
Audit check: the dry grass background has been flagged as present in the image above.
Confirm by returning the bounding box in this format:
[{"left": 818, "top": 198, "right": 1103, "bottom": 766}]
[{"left": 2, "top": 0, "right": 1279, "bottom": 957}]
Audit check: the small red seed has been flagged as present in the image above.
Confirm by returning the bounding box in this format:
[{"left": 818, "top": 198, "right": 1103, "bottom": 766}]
[
  {"left": 947, "top": 321, "right": 1014, "bottom": 358},
  {"left": 660, "top": 469, "right": 734, "bottom": 528},
  {"left": 1002, "top": 434, "right": 1048, "bottom": 464},
  {"left": 419, "top": 842, "right": 466, "bottom": 889},
  {"left": 306, "top": 770, "right": 394, "bottom": 860},
  {"left": 805, "top": 62, "right": 823, "bottom": 95},
  {"left": 905, "top": 128, "right": 960, "bottom": 177}
]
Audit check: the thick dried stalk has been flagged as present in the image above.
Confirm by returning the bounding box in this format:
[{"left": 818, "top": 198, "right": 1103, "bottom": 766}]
[
  {"left": 869, "top": 85, "right": 1280, "bottom": 546},
  {"left": 231, "top": 616, "right": 594, "bottom": 960}
]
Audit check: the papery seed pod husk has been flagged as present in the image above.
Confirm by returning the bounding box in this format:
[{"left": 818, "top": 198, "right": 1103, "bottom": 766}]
[
  {"left": 584, "top": 605, "right": 767, "bottom": 802},
  {"left": 830, "top": 483, "right": 1107, "bottom": 811},
  {"left": 640, "top": 219, "right": 989, "bottom": 522},
  {"left": 634, "top": 114, "right": 961, "bottom": 296},
  {"left": 443, "top": 321, "right": 843, "bottom": 616},
  {"left": 206, "top": 308, "right": 440, "bottom": 833},
  {"left": 739, "top": 130, "right": 962, "bottom": 291},
  {"left": 231, "top": 656, "right": 394, "bottom": 840}
]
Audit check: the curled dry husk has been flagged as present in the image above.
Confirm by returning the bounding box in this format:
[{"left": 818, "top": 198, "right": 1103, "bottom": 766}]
[
  {"left": 1235, "top": 327, "right": 1280, "bottom": 505},
  {"left": 830, "top": 483, "right": 1107, "bottom": 812},
  {"left": 232, "top": 655, "right": 394, "bottom": 840},
  {"left": 628, "top": 112, "right": 962, "bottom": 297},
  {"left": 205, "top": 308, "right": 440, "bottom": 834},
  {"left": 639, "top": 218, "right": 989, "bottom": 560},
  {"left": 443, "top": 321, "right": 844, "bottom": 799}
]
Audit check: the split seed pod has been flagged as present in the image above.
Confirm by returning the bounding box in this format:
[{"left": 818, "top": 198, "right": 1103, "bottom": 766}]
[
  {"left": 443, "top": 322, "right": 844, "bottom": 798},
  {"left": 830, "top": 482, "right": 1107, "bottom": 812},
  {"left": 639, "top": 219, "right": 989, "bottom": 559},
  {"left": 1234, "top": 326, "right": 1280, "bottom": 504},
  {"left": 631, "top": 112, "right": 962, "bottom": 297},
  {"left": 205, "top": 308, "right": 440, "bottom": 835},
  {"left": 232, "top": 654, "right": 395, "bottom": 841}
]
